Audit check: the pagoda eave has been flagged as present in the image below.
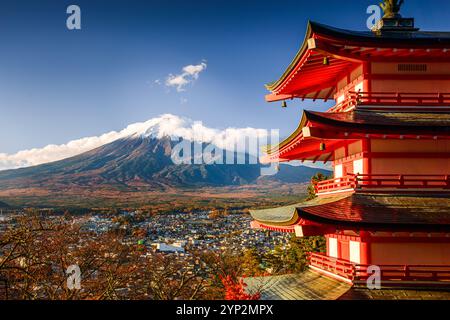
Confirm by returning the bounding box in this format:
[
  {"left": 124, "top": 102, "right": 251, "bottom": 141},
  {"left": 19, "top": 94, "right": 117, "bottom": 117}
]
[
  {"left": 262, "top": 109, "right": 450, "bottom": 164},
  {"left": 265, "top": 21, "right": 450, "bottom": 102},
  {"left": 251, "top": 193, "right": 450, "bottom": 235}
]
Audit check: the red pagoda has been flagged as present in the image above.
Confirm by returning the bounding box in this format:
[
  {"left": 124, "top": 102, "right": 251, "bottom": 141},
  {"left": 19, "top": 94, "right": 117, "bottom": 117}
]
[{"left": 250, "top": 3, "right": 450, "bottom": 289}]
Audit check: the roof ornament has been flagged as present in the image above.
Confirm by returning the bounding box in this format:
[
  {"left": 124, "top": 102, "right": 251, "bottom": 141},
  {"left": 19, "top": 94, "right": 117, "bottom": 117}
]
[
  {"left": 380, "top": 0, "right": 404, "bottom": 19},
  {"left": 373, "top": 0, "right": 418, "bottom": 32}
]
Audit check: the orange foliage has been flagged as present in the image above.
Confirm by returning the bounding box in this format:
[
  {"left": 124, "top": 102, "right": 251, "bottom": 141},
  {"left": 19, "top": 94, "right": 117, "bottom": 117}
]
[{"left": 220, "top": 275, "right": 260, "bottom": 300}]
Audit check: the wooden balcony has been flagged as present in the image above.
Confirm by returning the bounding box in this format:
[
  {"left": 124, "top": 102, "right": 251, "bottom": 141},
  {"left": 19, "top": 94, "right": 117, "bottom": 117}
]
[
  {"left": 314, "top": 174, "right": 450, "bottom": 195},
  {"left": 308, "top": 252, "right": 450, "bottom": 288},
  {"left": 328, "top": 91, "right": 450, "bottom": 112},
  {"left": 308, "top": 252, "right": 355, "bottom": 282}
]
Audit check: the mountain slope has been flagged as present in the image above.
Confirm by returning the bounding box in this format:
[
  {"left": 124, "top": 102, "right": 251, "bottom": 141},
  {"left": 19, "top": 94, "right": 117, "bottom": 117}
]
[
  {"left": 0, "top": 200, "right": 9, "bottom": 208},
  {"left": 0, "top": 136, "right": 330, "bottom": 191}
]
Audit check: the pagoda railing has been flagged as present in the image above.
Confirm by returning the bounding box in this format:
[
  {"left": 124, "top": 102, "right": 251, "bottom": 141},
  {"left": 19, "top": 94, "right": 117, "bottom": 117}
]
[
  {"left": 353, "top": 264, "right": 450, "bottom": 286},
  {"left": 308, "top": 252, "right": 355, "bottom": 281},
  {"left": 314, "top": 174, "right": 450, "bottom": 195},
  {"left": 314, "top": 175, "right": 357, "bottom": 194},
  {"left": 308, "top": 252, "right": 450, "bottom": 287},
  {"left": 328, "top": 91, "right": 450, "bottom": 112}
]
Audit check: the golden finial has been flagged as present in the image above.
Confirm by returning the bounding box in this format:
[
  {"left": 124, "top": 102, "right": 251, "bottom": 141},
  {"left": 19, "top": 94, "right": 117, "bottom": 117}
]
[{"left": 380, "top": 0, "right": 405, "bottom": 18}]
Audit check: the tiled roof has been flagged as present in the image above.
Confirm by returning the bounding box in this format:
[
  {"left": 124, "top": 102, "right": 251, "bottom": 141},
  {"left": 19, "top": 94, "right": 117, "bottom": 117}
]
[
  {"left": 310, "top": 21, "right": 450, "bottom": 45},
  {"left": 339, "top": 287, "right": 450, "bottom": 300},
  {"left": 245, "top": 269, "right": 450, "bottom": 300},
  {"left": 249, "top": 193, "right": 350, "bottom": 226},
  {"left": 300, "top": 193, "right": 450, "bottom": 231},
  {"left": 243, "top": 269, "right": 351, "bottom": 300},
  {"left": 251, "top": 193, "right": 450, "bottom": 231},
  {"left": 305, "top": 110, "right": 450, "bottom": 133}
]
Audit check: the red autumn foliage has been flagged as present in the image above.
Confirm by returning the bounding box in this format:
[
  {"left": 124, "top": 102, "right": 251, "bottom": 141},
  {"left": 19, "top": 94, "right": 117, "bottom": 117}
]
[{"left": 220, "top": 275, "right": 260, "bottom": 300}]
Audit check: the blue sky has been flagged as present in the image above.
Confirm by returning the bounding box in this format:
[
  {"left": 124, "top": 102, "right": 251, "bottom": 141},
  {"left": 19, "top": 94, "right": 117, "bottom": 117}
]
[{"left": 1, "top": 0, "right": 449, "bottom": 154}]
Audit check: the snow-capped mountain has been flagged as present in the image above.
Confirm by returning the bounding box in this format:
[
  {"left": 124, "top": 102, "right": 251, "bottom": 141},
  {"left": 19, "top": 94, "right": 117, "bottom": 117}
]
[{"left": 0, "top": 115, "right": 330, "bottom": 191}]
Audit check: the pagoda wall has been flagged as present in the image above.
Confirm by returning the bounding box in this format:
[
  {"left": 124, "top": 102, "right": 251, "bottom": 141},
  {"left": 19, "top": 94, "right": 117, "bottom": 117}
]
[
  {"left": 371, "top": 242, "right": 450, "bottom": 265},
  {"left": 333, "top": 140, "right": 367, "bottom": 178},
  {"left": 372, "top": 80, "right": 450, "bottom": 93},
  {"left": 326, "top": 234, "right": 369, "bottom": 265},
  {"left": 370, "top": 139, "right": 450, "bottom": 175},
  {"left": 326, "top": 233, "right": 450, "bottom": 266},
  {"left": 370, "top": 62, "right": 450, "bottom": 93},
  {"left": 335, "top": 66, "right": 364, "bottom": 103}
]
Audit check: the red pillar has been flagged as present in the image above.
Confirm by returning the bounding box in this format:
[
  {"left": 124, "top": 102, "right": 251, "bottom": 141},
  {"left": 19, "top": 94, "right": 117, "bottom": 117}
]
[
  {"left": 362, "top": 139, "right": 371, "bottom": 175},
  {"left": 359, "top": 231, "right": 371, "bottom": 265},
  {"left": 363, "top": 62, "right": 371, "bottom": 95}
]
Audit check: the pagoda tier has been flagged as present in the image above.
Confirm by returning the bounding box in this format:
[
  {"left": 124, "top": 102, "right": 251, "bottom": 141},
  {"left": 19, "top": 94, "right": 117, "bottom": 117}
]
[
  {"left": 251, "top": 193, "right": 450, "bottom": 235},
  {"left": 263, "top": 109, "right": 450, "bottom": 164},
  {"left": 265, "top": 21, "right": 450, "bottom": 103},
  {"left": 250, "top": 193, "right": 450, "bottom": 286}
]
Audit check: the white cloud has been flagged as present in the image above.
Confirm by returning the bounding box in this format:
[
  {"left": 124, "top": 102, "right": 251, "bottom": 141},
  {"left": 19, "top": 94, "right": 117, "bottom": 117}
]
[
  {"left": 165, "top": 62, "right": 207, "bottom": 92},
  {"left": 0, "top": 114, "right": 271, "bottom": 171}
]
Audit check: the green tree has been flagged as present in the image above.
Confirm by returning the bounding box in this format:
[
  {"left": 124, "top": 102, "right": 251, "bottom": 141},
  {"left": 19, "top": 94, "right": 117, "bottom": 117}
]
[
  {"left": 307, "top": 172, "right": 331, "bottom": 200},
  {"left": 265, "top": 234, "right": 326, "bottom": 274}
]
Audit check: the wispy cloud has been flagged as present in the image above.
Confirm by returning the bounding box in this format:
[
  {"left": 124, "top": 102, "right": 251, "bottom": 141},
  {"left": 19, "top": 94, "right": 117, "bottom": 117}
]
[{"left": 165, "top": 62, "right": 207, "bottom": 92}]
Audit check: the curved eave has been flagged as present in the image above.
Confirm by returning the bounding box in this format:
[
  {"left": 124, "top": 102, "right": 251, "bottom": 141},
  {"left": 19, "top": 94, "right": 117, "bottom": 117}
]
[
  {"left": 298, "top": 194, "right": 450, "bottom": 232},
  {"left": 249, "top": 204, "right": 300, "bottom": 226},
  {"left": 266, "top": 111, "right": 308, "bottom": 155},
  {"left": 264, "top": 110, "right": 337, "bottom": 162},
  {"left": 265, "top": 21, "right": 450, "bottom": 102},
  {"left": 250, "top": 194, "right": 351, "bottom": 224},
  {"left": 305, "top": 110, "right": 450, "bottom": 134},
  {"left": 251, "top": 194, "right": 450, "bottom": 233},
  {"left": 265, "top": 22, "right": 314, "bottom": 92},
  {"left": 264, "top": 109, "right": 450, "bottom": 163},
  {"left": 264, "top": 21, "right": 359, "bottom": 102},
  {"left": 250, "top": 193, "right": 352, "bottom": 231}
]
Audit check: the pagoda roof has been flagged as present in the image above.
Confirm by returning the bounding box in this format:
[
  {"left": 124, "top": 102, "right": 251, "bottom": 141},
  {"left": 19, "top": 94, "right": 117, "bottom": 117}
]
[
  {"left": 264, "top": 110, "right": 450, "bottom": 163},
  {"left": 243, "top": 270, "right": 351, "bottom": 300},
  {"left": 250, "top": 193, "right": 450, "bottom": 232},
  {"left": 249, "top": 193, "right": 349, "bottom": 226},
  {"left": 305, "top": 109, "right": 450, "bottom": 133},
  {"left": 304, "top": 22, "right": 450, "bottom": 47},
  {"left": 266, "top": 21, "right": 450, "bottom": 102}
]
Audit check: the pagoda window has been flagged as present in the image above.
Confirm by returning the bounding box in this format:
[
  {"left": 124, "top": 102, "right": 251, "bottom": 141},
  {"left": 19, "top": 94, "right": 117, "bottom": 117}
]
[
  {"left": 353, "top": 159, "right": 364, "bottom": 175},
  {"left": 349, "top": 241, "right": 361, "bottom": 264},
  {"left": 328, "top": 237, "right": 338, "bottom": 258},
  {"left": 334, "top": 164, "right": 344, "bottom": 179},
  {"left": 354, "top": 81, "right": 364, "bottom": 93}
]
